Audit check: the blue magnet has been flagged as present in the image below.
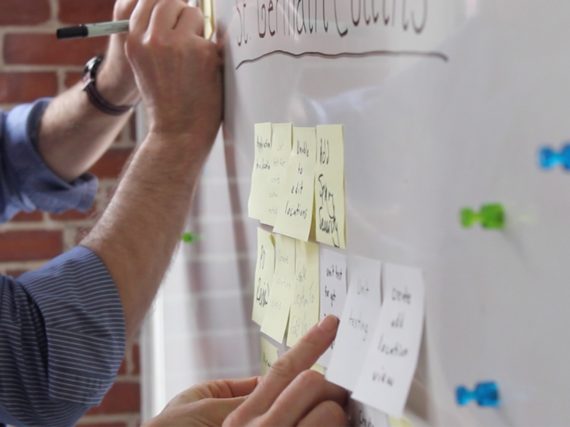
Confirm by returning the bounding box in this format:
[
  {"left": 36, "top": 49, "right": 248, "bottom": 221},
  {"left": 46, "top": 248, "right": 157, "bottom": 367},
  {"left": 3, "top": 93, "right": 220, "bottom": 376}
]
[
  {"left": 539, "top": 144, "right": 570, "bottom": 171},
  {"left": 456, "top": 381, "right": 500, "bottom": 407}
]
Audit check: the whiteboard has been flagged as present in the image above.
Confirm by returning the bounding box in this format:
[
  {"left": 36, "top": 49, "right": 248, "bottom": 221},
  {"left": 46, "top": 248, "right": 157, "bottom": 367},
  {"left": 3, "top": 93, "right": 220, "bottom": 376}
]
[{"left": 214, "top": 0, "right": 570, "bottom": 425}]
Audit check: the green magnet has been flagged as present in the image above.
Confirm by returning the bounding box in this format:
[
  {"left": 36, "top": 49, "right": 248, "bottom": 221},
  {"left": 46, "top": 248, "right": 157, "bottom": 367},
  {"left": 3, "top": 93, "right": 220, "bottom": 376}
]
[
  {"left": 460, "top": 203, "right": 505, "bottom": 230},
  {"left": 181, "top": 232, "right": 198, "bottom": 243}
]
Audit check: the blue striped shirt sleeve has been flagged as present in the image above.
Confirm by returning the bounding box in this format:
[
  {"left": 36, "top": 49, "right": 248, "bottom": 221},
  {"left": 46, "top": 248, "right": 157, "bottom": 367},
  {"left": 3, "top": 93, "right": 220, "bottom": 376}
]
[
  {"left": 0, "top": 246, "right": 126, "bottom": 427},
  {"left": 0, "top": 100, "right": 98, "bottom": 223}
]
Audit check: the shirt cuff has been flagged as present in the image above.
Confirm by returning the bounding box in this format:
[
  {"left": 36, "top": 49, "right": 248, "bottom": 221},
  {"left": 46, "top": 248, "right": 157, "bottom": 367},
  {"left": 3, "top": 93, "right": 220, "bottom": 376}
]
[
  {"left": 4, "top": 99, "right": 98, "bottom": 215},
  {"left": 19, "top": 246, "right": 126, "bottom": 405}
]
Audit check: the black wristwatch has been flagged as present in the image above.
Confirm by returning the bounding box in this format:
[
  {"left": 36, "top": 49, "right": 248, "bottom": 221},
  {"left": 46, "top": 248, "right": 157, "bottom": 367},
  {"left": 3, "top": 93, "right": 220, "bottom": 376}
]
[{"left": 82, "top": 55, "right": 133, "bottom": 116}]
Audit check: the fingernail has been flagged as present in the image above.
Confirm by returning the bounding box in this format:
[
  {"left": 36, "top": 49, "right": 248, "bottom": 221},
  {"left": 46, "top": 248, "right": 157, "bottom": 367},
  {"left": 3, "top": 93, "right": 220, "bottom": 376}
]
[{"left": 318, "top": 315, "right": 339, "bottom": 333}]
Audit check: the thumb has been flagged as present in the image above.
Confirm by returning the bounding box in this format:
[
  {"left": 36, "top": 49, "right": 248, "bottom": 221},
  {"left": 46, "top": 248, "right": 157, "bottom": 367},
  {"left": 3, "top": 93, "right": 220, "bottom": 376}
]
[{"left": 194, "top": 396, "right": 248, "bottom": 425}]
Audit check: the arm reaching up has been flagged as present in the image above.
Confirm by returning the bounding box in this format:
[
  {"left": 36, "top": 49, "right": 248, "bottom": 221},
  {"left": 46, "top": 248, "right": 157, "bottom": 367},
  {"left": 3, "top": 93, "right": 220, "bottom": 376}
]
[{"left": 82, "top": 0, "right": 222, "bottom": 342}]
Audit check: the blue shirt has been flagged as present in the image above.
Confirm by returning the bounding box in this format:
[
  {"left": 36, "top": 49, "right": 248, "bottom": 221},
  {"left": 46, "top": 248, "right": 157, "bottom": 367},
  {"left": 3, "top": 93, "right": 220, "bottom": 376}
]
[{"left": 0, "top": 100, "right": 126, "bottom": 427}]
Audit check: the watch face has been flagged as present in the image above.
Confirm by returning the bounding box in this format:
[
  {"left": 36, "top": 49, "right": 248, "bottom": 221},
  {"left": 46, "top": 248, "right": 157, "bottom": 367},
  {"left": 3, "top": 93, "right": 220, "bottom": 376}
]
[{"left": 84, "top": 55, "right": 103, "bottom": 79}]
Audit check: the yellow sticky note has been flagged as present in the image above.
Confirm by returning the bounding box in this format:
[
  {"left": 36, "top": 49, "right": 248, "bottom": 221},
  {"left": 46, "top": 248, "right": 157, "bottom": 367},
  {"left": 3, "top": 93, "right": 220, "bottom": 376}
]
[
  {"left": 315, "top": 125, "right": 346, "bottom": 248},
  {"left": 248, "top": 123, "right": 273, "bottom": 220},
  {"left": 252, "top": 228, "right": 275, "bottom": 325},
  {"left": 261, "top": 234, "right": 296, "bottom": 343},
  {"left": 389, "top": 417, "right": 413, "bottom": 427},
  {"left": 287, "top": 240, "right": 320, "bottom": 347},
  {"left": 311, "top": 363, "right": 326, "bottom": 374},
  {"left": 262, "top": 123, "right": 293, "bottom": 226},
  {"left": 274, "top": 127, "right": 317, "bottom": 241},
  {"left": 260, "top": 337, "right": 279, "bottom": 376}
]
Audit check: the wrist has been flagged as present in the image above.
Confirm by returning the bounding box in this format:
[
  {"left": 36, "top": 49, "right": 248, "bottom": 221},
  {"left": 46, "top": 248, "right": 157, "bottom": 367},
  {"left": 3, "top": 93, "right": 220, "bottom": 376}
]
[
  {"left": 96, "top": 63, "right": 139, "bottom": 106},
  {"left": 146, "top": 129, "right": 215, "bottom": 163}
]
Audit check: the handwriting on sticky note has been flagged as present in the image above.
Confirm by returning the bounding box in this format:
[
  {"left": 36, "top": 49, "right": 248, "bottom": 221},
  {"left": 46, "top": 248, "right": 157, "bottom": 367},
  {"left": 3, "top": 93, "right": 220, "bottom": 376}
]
[
  {"left": 252, "top": 228, "right": 275, "bottom": 326},
  {"left": 261, "top": 234, "right": 296, "bottom": 343},
  {"left": 326, "top": 256, "right": 381, "bottom": 391},
  {"left": 348, "top": 400, "right": 390, "bottom": 427},
  {"left": 287, "top": 240, "right": 320, "bottom": 347},
  {"left": 352, "top": 264, "right": 425, "bottom": 418},
  {"left": 315, "top": 125, "right": 346, "bottom": 248},
  {"left": 274, "top": 127, "right": 317, "bottom": 241},
  {"left": 248, "top": 123, "right": 272, "bottom": 220},
  {"left": 260, "top": 337, "right": 279, "bottom": 376},
  {"left": 318, "top": 248, "right": 347, "bottom": 367},
  {"left": 262, "top": 123, "right": 292, "bottom": 226}
]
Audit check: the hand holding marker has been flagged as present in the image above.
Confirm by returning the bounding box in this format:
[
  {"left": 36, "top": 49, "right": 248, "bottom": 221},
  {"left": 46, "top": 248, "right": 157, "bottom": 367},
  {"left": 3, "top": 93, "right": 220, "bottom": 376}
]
[
  {"left": 56, "top": 1, "right": 214, "bottom": 40},
  {"left": 57, "top": 20, "right": 130, "bottom": 39}
]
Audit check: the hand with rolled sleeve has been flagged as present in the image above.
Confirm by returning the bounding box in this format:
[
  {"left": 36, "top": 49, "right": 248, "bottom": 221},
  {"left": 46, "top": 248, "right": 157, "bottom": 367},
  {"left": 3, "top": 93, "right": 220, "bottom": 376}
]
[
  {"left": 126, "top": 0, "right": 222, "bottom": 141},
  {"left": 83, "top": 0, "right": 223, "bottom": 343},
  {"left": 144, "top": 316, "right": 349, "bottom": 427},
  {"left": 0, "top": 1, "right": 222, "bottom": 426},
  {"left": 37, "top": 0, "right": 141, "bottom": 183}
]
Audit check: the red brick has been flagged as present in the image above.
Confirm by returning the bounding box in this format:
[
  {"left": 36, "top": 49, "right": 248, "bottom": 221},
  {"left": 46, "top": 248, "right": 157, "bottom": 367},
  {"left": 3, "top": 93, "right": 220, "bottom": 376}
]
[
  {"left": 64, "top": 71, "right": 82, "bottom": 89},
  {"left": 87, "top": 381, "right": 140, "bottom": 415},
  {"left": 49, "top": 205, "right": 97, "bottom": 221},
  {"left": 58, "top": 0, "right": 115, "bottom": 24},
  {"left": 0, "top": 0, "right": 50, "bottom": 25},
  {"left": 11, "top": 211, "right": 44, "bottom": 222},
  {"left": 4, "top": 33, "right": 107, "bottom": 66},
  {"left": 131, "top": 343, "right": 140, "bottom": 375},
  {"left": 0, "top": 230, "right": 62, "bottom": 262},
  {"left": 116, "top": 358, "right": 128, "bottom": 376},
  {"left": 90, "top": 148, "right": 133, "bottom": 178},
  {"left": 0, "top": 73, "right": 57, "bottom": 103}
]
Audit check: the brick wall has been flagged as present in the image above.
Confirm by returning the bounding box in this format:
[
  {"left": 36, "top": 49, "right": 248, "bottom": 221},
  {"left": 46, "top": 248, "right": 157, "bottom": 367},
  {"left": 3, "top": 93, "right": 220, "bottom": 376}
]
[{"left": 0, "top": 1, "right": 141, "bottom": 426}]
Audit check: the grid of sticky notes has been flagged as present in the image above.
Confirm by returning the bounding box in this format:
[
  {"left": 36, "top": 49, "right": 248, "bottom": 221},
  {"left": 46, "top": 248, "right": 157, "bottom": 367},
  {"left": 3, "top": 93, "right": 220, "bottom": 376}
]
[
  {"left": 248, "top": 123, "right": 346, "bottom": 247},
  {"left": 249, "top": 123, "right": 426, "bottom": 419}
]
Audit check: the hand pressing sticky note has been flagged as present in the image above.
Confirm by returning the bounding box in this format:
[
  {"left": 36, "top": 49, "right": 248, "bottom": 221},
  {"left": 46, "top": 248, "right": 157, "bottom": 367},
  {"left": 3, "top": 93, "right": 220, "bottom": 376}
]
[
  {"left": 262, "top": 123, "right": 292, "bottom": 226},
  {"left": 252, "top": 228, "right": 275, "bottom": 326},
  {"left": 315, "top": 125, "right": 346, "bottom": 248},
  {"left": 248, "top": 123, "right": 273, "bottom": 220},
  {"left": 274, "top": 127, "right": 317, "bottom": 241},
  {"left": 352, "top": 264, "right": 425, "bottom": 418},
  {"left": 287, "top": 240, "right": 320, "bottom": 347},
  {"left": 317, "top": 247, "right": 347, "bottom": 367},
  {"left": 260, "top": 337, "right": 279, "bottom": 376},
  {"left": 326, "top": 256, "right": 382, "bottom": 391},
  {"left": 261, "top": 234, "right": 296, "bottom": 343}
]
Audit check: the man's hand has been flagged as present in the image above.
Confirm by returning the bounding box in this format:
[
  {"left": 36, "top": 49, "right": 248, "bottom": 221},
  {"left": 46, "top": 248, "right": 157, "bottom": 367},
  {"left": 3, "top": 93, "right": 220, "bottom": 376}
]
[
  {"left": 224, "top": 315, "right": 348, "bottom": 426},
  {"left": 144, "top": 377, "right": 259, "bottom": 427},
  {"left": 126, "top": 0, "right": 222, "bottom": 146},
  {"left": 144, "top": 317, "right": 348, "bottom": 427},
  {"left": 97, "top": 0, "right": 140, "bottom": 106},
  {"left": 83, "top": 0, "right": 223, "bottom": 342}
]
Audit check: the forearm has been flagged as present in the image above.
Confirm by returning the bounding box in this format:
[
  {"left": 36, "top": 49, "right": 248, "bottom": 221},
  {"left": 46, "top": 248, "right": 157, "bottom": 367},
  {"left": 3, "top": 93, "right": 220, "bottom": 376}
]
[
  {"left": 82, "top": 131, "right": 210, "bottom": 342},
  {"left": 38, "top": 83, "right": 134, "bottom": 182},
  {"left": 37, "top": 34, "right": 138, "bottom": 182}
]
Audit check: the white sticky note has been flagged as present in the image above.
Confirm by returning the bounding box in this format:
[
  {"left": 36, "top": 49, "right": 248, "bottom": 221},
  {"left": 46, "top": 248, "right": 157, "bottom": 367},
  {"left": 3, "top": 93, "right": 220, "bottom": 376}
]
[
  {"left": 252, "top": 228, "right": 275, "bottom": 325},
  {"left": 260, "top": 234, "right": 296, "bottom": 343},
  {"left": 248, "top": 123, "right": 273, "bottom": 220},
  {"left": 352, "top": 264, "right": 425, "bottom": 418},
  {"left": 326, "top": 256, "right": 381, "bottom": 391},
  {"left": 348, "top": 399, "right": 390, "bottom": 427},
  {"left": 318, "top": 248, "right": 348, "bottom": 367},
  {"left": 315, "top": 125, "right": 346, "bottom": 248},
  {"left": 273, "top": 127, "right": 317, "bottom": 241}
]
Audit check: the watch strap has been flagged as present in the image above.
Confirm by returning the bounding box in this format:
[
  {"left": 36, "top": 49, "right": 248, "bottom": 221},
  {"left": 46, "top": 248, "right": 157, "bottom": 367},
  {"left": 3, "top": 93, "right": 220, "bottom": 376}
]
[{"left": 82, "top": 55, "right": 133, "bottom": 116}]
